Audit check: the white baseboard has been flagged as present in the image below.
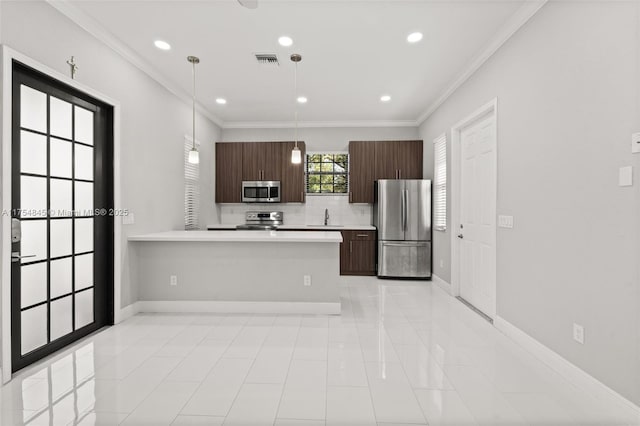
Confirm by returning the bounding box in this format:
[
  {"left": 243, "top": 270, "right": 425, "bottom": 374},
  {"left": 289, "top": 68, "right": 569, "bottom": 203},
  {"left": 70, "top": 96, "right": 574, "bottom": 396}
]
[
  {"left": 137, "top": 300, "right": 341, "bottom": 315},
  {"left": 115, "top": 302, "right": 140, "bottom": 323},
  {"left": 431, "top": 274, "right": 452, "bottom": 295},
  {"left": 494, "top": 316, "right": 640, "bottom": 416}
]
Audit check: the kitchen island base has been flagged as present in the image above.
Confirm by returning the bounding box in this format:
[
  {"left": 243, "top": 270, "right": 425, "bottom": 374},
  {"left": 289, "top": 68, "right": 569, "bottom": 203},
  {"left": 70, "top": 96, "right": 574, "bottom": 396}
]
[{"left": 129, "top": 231, "right": 342, "bottom": 315}]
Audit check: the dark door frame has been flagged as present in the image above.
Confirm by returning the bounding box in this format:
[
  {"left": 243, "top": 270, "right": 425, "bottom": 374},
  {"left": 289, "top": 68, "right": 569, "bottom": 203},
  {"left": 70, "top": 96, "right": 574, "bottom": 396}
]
[{"left": 1, "top": 46, "right": 122, "bottom": 382}]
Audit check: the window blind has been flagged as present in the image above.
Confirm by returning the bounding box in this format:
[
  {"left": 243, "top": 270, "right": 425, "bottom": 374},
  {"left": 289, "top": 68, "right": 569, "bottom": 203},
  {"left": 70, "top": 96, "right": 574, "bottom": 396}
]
[
  {"left": 184, "top": 136, "right": 200, "bottom": 230},
  {"left": 433, "top": 134, "right": 447, "bottom": 231}
]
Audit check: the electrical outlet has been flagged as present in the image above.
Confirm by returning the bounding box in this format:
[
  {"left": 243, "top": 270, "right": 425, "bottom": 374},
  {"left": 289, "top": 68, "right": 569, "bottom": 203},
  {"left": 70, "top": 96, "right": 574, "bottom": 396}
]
[
  {"left": 573, "top": 323, "right": 584, "bottom": 344},
  {"left": 440, "top": 259, "right": 444, "bottom": 268},
  {"left": 303, "top": 275, "right": 311, "bottom": 286},
  {"left": 170, "top": 275, "right": 178, "bottom": 286}
]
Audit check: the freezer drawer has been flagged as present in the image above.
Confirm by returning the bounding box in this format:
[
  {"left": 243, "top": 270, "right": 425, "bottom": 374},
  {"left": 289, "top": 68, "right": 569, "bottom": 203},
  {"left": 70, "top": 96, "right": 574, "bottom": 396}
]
[{"left": 377, "top": 241, "right": 431, "bottom": 278}]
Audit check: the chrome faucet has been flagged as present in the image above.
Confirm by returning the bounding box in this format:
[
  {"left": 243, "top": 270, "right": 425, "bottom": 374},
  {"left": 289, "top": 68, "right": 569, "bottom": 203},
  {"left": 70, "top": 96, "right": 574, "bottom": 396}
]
[{"left": 324, "top": 208, "right": 330, "bottom": 226}]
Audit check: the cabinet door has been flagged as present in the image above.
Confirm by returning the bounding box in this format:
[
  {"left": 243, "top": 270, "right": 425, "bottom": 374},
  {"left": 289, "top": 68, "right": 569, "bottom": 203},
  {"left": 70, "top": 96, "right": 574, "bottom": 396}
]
[
  {"left": 262, "top": 142, "right": 282, "bottom": 181},
  {"left": 374, "top": 141, "right": 398, "bottom": 180},
  {"left": 339, "top": 231, "right": 351, "bottom": 275},
  {"left": 349, "top": 141, "right": 376, "bottom": 203},
  {"left": 215, "top": 143, "right": 243, "bottom": 203},
  {"left": 397, "top": 140, "right": 423, "bottom": 179},
  {"left": 350, "top": 231, "right": 376, "bottom": 275},
  {"left": 281, "top": 141, "right": 306, "bottom": 203},
  {"left": 340, "top": 230, "right": 377, "bottom": 276},
  {"left": 242, "top": 142, "right": 262, "bottom": 181}
]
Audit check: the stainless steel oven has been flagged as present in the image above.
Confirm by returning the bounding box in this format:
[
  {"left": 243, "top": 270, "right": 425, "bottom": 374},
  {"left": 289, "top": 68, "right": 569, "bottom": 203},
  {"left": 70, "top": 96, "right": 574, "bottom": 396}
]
[{"left": 242, "top": 181, "right": 281, "bottom": 203}]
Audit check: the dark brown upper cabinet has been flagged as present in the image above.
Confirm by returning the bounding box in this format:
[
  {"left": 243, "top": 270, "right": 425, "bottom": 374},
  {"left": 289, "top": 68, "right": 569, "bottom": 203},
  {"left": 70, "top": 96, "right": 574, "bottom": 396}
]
[
  {"left": 349, "top": 141, "right": 376, "bottom": 203},
  {"left": 280, "top": 141, "right": 306, "bottom": 203},
  {"left": 375, "top": 140, "right": 423, "bottom": 180},
  {"left": 349, "top": 140, "right": 423, "bottom": 204},
  {"left": 216, "top": 141, "right": 306, "bottom": 204},
  {"left": 215, "top": 142, "right": 243, "bottom": 203},
  {"left": 396, "top": 140, "right": 423, "bottom": 179},
  {"left": 242, "top": 142, "right": 282, "bottom": 181}
]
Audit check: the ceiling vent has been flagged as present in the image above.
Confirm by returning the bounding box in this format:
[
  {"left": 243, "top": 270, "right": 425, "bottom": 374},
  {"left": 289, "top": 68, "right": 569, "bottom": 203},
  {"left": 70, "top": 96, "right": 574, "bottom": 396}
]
[{"left": 255, "top": 53, "right": 279, "bottom": 66}]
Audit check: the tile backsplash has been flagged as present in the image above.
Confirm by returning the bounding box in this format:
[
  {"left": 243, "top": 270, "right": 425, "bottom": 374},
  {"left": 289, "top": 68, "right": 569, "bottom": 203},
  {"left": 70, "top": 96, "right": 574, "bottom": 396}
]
[{"left": 217, "top": 195, "right": 372, "bottom": 226}]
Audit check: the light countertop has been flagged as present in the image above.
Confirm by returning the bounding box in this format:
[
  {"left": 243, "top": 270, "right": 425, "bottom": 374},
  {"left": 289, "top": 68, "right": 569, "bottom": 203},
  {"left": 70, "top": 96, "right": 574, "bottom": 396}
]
[
  {"left": 207, "top": 224, "right": 376, "bottom": 231},
  {"left": 128, "top": 230, "right": 343, "bottom": 243}
]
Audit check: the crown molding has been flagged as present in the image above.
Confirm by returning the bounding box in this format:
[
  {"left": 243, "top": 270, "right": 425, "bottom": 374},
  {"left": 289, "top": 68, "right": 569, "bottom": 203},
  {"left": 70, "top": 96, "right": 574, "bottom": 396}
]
[
  {"left": 416, "top": 0, "right": 547, "bottom": 125},
  {"left": 45, "top": 0, "right": 224, "bottom": 128},
  {"left": 222, "top": 120, "right": 419, "bottom": 129}
]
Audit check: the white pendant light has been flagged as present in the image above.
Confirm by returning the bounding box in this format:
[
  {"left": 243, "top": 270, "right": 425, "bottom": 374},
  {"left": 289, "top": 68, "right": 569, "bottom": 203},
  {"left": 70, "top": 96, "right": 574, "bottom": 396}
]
[
  {"left": 291, "top": 53, "right": 302, "bottom": 164},
  {"left": 187, "top": 55, "right": 200, "bottom": 164},
  {"left": 291, "top": 145, "right": 302, "bottom": 164}
]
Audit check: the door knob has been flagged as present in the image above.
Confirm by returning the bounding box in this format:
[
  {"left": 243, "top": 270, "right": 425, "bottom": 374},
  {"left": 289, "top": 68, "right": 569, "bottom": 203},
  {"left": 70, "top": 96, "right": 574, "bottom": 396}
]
[{"left": 457, "top": 234, "right": 464, "bottom": 239}]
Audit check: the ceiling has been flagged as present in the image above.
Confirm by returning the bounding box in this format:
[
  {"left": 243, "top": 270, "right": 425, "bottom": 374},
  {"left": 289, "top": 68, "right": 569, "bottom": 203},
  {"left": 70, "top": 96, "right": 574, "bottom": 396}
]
[{"left": 67, "top": 0, "right": 528, "bottom": 126}]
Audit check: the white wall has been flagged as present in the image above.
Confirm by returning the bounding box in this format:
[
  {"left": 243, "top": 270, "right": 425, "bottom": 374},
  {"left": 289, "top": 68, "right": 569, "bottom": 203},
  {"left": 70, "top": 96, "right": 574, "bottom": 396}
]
[
  {"left": 420, "top": 1, "right": 640, "bottom": 405},
  {"left": 219, "top": 126, "right": 420, "bottom": 225},
  {"left": 0, "top": 1, "right": 222, "bottom": 308}
]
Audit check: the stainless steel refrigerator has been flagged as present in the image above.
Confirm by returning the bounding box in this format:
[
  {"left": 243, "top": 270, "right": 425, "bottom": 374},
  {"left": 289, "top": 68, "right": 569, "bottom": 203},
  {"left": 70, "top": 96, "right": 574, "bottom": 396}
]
[{"left": 374, "top": 179, "right": 432, "bottom": 279}]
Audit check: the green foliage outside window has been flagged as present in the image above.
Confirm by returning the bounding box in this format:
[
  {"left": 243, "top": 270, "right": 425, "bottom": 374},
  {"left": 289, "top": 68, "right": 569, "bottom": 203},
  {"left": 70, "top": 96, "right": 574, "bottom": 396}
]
[{"left": 306, "top": 154, "right": 348, "bottom": 194}]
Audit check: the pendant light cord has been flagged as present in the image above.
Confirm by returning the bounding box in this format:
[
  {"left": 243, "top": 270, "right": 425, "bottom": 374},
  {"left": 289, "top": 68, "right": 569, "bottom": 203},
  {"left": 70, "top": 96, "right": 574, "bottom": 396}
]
[
  {"left": 192, "top": 60, "right": 196, "bottom": 150},
  {"left": 294, "top": 60, "right": 298, "bottom": 149}
]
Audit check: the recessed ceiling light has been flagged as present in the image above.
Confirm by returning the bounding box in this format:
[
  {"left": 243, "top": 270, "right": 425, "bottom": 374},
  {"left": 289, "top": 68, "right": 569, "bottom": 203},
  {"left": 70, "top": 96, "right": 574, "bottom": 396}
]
[
  {"left": 216, "top": 98, "right": 227, "bottom": 105},
  {"left": 278, "top": 36, "right": 293, "bottom": 47},
  {"left": 297, "top": 96, "right": 308, "bottom": 104},
  {"left": 380, "top": 95, "right": 391, "bottom": 102},
  {"left": 407, "top": 32, "right": 423, "bottom": 43},
  {"left": 154, "top": 40, "right": 171, "bottom": 50}
]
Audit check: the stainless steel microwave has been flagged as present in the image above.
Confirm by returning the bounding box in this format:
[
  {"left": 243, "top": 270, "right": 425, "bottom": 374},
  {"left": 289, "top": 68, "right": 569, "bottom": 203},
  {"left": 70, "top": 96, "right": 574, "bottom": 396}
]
[{"left": 242, "top": 181, "right": 281, "bottom": 203}]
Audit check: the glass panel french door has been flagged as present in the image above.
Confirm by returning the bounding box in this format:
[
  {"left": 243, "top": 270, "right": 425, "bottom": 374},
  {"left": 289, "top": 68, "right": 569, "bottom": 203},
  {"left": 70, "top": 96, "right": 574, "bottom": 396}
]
[{"left": 11, "top": 61, "right": 114, "bottom": 372}]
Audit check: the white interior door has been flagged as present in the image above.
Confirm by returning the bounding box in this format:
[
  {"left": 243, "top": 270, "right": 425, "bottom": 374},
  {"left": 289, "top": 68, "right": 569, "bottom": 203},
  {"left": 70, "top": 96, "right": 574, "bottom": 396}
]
[{"left": 458, "top": 112, "right": 496, "bottom": 318}]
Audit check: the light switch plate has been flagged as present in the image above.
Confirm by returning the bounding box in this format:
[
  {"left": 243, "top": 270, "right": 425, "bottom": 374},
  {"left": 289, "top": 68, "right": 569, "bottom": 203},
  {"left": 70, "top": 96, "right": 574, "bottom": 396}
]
[
  {"left": 498, "top": 215, "right": 514, "bottom": 228},
  {"left": 619, "top": 166, "right": 633, "bottom": 187},
  {"left": 632, "top": 133, "right": 640, "bottom": 154},
  {"left": 122, "top": 213, "right": 135, "bottom": 225}
]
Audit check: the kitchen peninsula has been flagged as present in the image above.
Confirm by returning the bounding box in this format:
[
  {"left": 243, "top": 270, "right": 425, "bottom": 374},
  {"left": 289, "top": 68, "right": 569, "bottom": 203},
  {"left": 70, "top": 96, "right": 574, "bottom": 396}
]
[{"left": 128, "top": 230, "right": 342, "bottom": 314}]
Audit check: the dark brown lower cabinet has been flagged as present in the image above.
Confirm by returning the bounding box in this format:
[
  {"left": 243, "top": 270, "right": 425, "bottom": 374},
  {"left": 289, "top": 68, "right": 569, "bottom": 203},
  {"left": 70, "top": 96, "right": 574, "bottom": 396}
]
[{"left": 340, "top": 230, "right": 377, "bottom": 276}]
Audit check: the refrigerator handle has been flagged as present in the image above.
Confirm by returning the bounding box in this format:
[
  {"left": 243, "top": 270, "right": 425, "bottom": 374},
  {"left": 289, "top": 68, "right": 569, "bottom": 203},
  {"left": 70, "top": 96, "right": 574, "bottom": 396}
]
[{"left": 401, "top": 189, "right": 408, "bottom": 231}]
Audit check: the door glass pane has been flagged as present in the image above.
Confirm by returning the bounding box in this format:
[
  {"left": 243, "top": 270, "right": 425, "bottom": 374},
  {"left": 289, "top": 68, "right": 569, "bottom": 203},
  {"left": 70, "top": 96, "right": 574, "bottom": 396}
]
[
  {"left": 75, "top": 254, "right": 93, "bottom": 291},
  {"left": 21, "top": 131, "right": 47, "bottom": 175},
  {"left": 21, "top": 220, "right": 47, "bottom": 263},
  {"left": 74, "top": 106, "right": 94, "bottom": 145},
  {"left": 49, "top": 97, "right": 72, "bottom": 140},
  {"left": 75, "top": 145, "right": 93, "bottom": 181},
  {"left": 74, "top": 182, "right": 93, "bottom": 216},
  {"left": 20, "top": 176, "right": 47, "bottom": 218},
  {"left": 50, "top": 138, "right": 72, "bottom": 179},
  {"left": 75, "top": 289, "right": 93, "bottom": 329},
  {"left": 50, "top": 258, "right": 72, "bottom": 298},
  {"left": 20, "top": 85, "right": 47, "bottom": 133},
  {"left": 50, "top": 296, "right": 72, "bottom": 341},
  {"left": 50, "top": 219, "right": 72, "bottom": 258},
  {"left": 21, "top": 305, "right": 47, "bottom": 355},
  {"left": 21, "top": 263, "right": 47, "bottom": 308},
  {"left": 50, "top": 179, "right": 72, "bottom": 217},
  {"left": 75, "top": 218, "right": 93, "bottom": 254}
]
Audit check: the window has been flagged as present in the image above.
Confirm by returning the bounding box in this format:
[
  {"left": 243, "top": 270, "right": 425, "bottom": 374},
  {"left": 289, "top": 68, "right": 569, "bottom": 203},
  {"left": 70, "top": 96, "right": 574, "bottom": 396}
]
[
  {"left": 184, "top": 136, "right": 200, "bottom": 230},
  {"left": 306, "top": 153, "right": 349, "bottom": 194},
  {"left": 433, "top": 134, "right": 447, "bottom": 231}
]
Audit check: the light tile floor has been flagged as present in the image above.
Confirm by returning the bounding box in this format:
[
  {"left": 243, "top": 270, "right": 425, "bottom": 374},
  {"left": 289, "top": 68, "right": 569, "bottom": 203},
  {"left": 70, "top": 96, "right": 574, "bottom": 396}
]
[{"left": 2, "top": 277, "right": 640, "bottom": 425}]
